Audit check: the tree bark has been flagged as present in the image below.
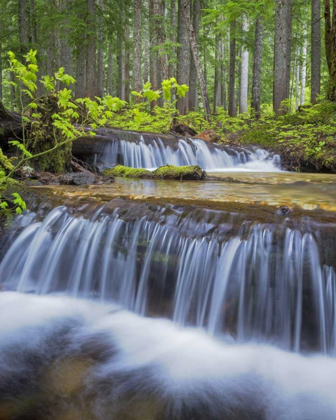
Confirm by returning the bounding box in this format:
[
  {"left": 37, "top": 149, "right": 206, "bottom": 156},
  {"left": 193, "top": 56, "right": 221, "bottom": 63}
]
[
  {"left": 327, "top": 0, "right": 336, "bottom": 100},
  {"left": 144, "top": 0, "right": 150, "bottom": 82},
  {"left": 75, "top": 3, "right": 87, "bottom": 99},
  {"left": 273, "top": 0, "right": 293, "bottom": 115},
  {"left": 29, "top": 0, "right": 37, "bottom": 44},
  {"left": 97, "top": 0, "right": 104, "bottom": 97},
  {"left": 150, "top": 0, "right": 160, "bottom": 94},
  {"left": 124, "top": 16, "right": 131, "bottom": 102},
  {"left": 295, "top": 49, "right": 300, "bottom": 110},
  {"left": 19, "top": 0, "right": 29, "bottom": 56},
  {"left": 251, "top": 16, "right": 263, "bottom": 118},
  {"left": 214, "top": 33, "right": 222, "bottom": 113},
  {"left": 221, "top": 41, "right": 227, "bottom": 110},
  {"left": 239, "top": 15, "right": 249, "bottom": 114},
  {"left": 189, "top": 0, "right": 200, "bottom": 111},
  {"left": 182, "top": 0, "right": 210, "bottom": 116},
  {"left": 324, "top": 0, "right": 332, "bottom": 73},
  {"left": 177, "top": 0, "right": 190, "bottom": 114},
  {"left": 133, "top": 0, "right": 142, "bottom": 93},
  {"left": 86, "top": 0, "right": 96, "bottom": 98},
  {"left": 301, "top": 34, "right": 307, "bottom": 105},
  {"left": 228, "top": 20, "right": 236, "bottom": 117},
  {"left": 118, "top": 0, "right": 124, "bottom": 99},
  {"left": 169, "top": 0, "right": 176, "bottom": 78},
  {"left": 311, "top": 0, "right": 321, "bottom": 103},
  {"left": 107, "top": 43, "right": 113, "bottom": 95},
  {"left": 60, "top": 0, "right": 73, "bottom": 77}
]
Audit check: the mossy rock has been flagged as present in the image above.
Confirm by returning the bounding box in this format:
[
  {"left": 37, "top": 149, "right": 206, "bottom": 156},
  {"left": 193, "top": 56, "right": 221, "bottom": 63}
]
[
  {"left": 0, "top": 148, "right": 14, "bottom": 173},
  {"left": 103, "top": 164, "right": 205, "bottom": 180}
]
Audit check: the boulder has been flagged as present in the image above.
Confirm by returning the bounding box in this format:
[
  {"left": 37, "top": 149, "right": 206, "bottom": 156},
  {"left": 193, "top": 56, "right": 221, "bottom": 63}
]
[{"left": 59, "top": 172, "right": 97, "bottom": 186}]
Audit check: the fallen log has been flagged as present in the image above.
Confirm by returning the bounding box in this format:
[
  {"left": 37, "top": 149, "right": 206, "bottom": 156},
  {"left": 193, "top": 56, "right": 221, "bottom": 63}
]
[{"left": 0, "top": 100, "right": 23, "bottom": 149}]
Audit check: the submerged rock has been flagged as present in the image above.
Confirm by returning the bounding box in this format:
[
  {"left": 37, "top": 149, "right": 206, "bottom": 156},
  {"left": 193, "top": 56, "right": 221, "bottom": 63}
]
[{"left": 103, "top": 164, "right": 205, "bottom": 181}]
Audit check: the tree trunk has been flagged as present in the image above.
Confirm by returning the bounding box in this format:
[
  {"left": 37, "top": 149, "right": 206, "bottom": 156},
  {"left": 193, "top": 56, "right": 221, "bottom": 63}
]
[
  {"left": 144, "top": 0, "right": 150, "bottom": 83},
  {"left": 169, "top": 0, "right": 176, "bottom": 78},
  {"left": 86, "top": 0, "right": 96, "bottom": 98},
  {"left": 239, "top": 15, "right": 249, "bottom": 114},
  {"left": 75, "top": 2, "right": 87, "bottom": 99},
  {"left": 311, "top": 0, "right": 321, "bottom": 103},
  {"left": 150, "top": 0, "right": 159, "bottom": 93},
  {"left": 327, "top": 0, "right": 336, "bottom": 100},
  {"left": 324, "top": 0, "right": 332, "bottom": 73},
  {"left": 189, "top": 0, "right": 200, "bottom": 111},
  {"left": 296, "top": 49, "right": 300, "bottom": 109},
  {"left": 19, "top": 0, "right": 29, "bottom": 56},
  {"left": 133, "top": 0, "right": 142, "bottom": 93},
  {"left": 228, "top": 20, "right": 236, "bottom": 117},
  {"left": 97, "top": 0, "right": 104, "bottom": 97},
  {"left": 29, "top": 0, "right": 37, "bottom": 44},
  {"left": 159, "top": 1, "right": 168, "bottom": 83},
  {"left": 251, "top": 16, "right": 263, "bottom": 118},
  {"left": 182, "top": 0, "right": 210, "bottom": 116},
  {"left": 301, "top": 34, "right": 307, "bottom": 105},
  {"left": 118, "top": 0, "right": 124, "bottom": 99},
  {"left": 214, "top": 33, "right": 221, "bottom": 113},
  {"left": 124, "top": 17, "right": 131, "bottom": 102},
  {"left": 273, "top": 0, "right": 293, "bottom": 115},
  {"left": 177, "top": 0, "right": 190, "bottom": 114},
  {"left": 221, "top": 41, "right": 227, "bottom": 110},
  {"left": 60, "top": 0, "right": 73, "bottom": 77},
  {"left": 107, "top": 43, "right": 113, "bottom": 95}
]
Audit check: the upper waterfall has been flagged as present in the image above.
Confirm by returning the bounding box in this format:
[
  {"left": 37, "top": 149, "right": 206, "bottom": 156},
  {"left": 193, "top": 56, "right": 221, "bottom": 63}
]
[{"left": 73, "top": 129, "right": 281, "bottom": 172}]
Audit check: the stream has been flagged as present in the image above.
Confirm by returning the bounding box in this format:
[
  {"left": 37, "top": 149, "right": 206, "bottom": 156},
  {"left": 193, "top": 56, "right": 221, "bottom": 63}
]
[{"left": 1, "top": 132, "right": 336, "bottom": 419}]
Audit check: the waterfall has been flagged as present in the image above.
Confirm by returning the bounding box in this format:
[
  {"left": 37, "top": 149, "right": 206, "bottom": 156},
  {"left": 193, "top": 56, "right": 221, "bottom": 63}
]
[
  {"left": 93, "top": 134, "right": 281, "bottom": 172},
  {"left": 1, "top": 205, "right": 335, "bottom": 354}
]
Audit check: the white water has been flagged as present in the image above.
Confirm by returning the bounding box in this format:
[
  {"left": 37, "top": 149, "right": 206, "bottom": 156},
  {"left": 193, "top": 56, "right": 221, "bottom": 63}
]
[
  {"left": 101, "top": 135, "right": 281, "bottom": 172},
  {"left": 1, "top": 292, "right": 336, "bottom": 420},
  {"left": 1, "top": 206, "right": 335, "bottom": 354}
]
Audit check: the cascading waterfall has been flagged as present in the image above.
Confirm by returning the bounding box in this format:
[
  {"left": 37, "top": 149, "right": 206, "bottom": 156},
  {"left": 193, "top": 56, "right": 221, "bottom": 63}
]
[
  {"left": 98, "top": 134, "right": 281, "bottom": 171},
  {"left": 1, "top": 204, "right": 335, "bottom": 354}
]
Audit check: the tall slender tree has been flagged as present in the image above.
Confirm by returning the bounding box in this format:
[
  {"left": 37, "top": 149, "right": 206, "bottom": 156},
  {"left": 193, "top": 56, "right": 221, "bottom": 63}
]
[
  {"left": 182, "top": 0, "right": 211, "bottom": 116},
  {"left": 239, "top": 15, "right": 249, "bottom": 114},
  {"left": 251, "top": 16, "right": 263, "bottom": 118},
  {"left": 133, "top": 0, "right": 142, "bottom": 93},
  {"left": 177, "top": 0, "right": 190, "bottom": 114},
  {"left": 228, "top": 20, "right": 236, "bottom": 117},
  {"left": 273, "top": 0, "right": 293, "bottom": 115},
  {"left": 311, "top": 0, "right": 321, "bottom": 103},
  {"left": 86, "top": 0, "right": 96, "bottom": 98},
  {"left": 189, "top": 0, "right": 200, "bottom": 111}
]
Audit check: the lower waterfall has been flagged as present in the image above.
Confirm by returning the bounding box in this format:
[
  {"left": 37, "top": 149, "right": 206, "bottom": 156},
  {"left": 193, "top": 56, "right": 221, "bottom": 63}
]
[{"left": 1, "top": 204, "right": 335, "bottom": 354}]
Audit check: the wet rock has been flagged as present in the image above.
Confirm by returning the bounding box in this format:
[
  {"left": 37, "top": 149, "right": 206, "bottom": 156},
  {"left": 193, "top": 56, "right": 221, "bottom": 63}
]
[
  {"left": 26, "top": 180, "right": 43, "bottom": 186},
  {"left": 195, "top": 129, "right": 221, "bottom": 143},
  {"left": 59, "top": 172, "right": 97, "bottom": 186},
  {"left": 276, "top": 205, "right": 292, "bottom": 216},
  {"left": 38, "top": 171, "right": 60, "bottom": 185},
  {"left": 170, "top": 123, "right": 197, "bottom": 137}
]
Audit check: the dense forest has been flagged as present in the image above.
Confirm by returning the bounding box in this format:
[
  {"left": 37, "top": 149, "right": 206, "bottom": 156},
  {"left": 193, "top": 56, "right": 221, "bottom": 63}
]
[
  {"left": 0, "top": 0, "right": 335, "bottom": 115},
  {"left": 0, "top": 0, "right": 336, "bottom": 186}
]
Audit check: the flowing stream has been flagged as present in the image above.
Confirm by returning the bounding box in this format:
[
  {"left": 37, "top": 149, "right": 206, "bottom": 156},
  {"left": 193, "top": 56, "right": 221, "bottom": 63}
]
[{"left": 1, "top": 134, "right": 336, "bottom": 419}]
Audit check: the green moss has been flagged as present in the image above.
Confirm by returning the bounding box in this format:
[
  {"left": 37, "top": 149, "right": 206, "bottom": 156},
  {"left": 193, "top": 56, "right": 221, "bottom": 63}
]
[
  {"left": 103, "top": 165, "right": 151, "bottom": 178},
  {"left": 0, "top": 148, "right": 14, "bottom": 173},
  {"left": 154, "top": 165, "right": 204, "bottom": 180},
  {"left": 103, "top": 164, "right": 205, "bottom": 180}
]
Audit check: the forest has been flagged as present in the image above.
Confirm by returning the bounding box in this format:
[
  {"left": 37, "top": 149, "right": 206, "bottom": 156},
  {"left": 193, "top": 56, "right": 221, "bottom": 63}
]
[{"left": 0, "top": 0, "right": 336, "bottom": 191}]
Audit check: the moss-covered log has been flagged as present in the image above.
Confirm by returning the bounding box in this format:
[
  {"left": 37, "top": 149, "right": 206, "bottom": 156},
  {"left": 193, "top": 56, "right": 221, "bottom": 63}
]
[{"left": 103, "top": 164, "right": 205, "bottom": 180}]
